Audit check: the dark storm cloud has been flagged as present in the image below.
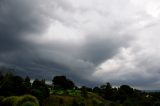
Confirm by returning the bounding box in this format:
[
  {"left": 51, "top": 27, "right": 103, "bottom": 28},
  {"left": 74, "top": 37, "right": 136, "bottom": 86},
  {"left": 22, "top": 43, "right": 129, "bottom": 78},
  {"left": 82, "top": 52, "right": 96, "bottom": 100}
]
[
  {"left": 0, "top": 0, "right": 47, "bottom": 52},
  {"left": 1, "top": 0, "right": 160, "bottom": 90},
  {"left": 0, "top": 0, "right": 49, "bottom": 78},
  {"left": 80, "top": 34, "right": 131, "bottom": 65}
]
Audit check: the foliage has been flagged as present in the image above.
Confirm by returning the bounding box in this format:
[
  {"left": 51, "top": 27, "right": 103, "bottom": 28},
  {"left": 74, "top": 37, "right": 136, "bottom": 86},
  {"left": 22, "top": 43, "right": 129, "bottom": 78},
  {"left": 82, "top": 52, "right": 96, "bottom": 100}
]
[
  {"left": 153, "top": 101, "right": 160, "bottom": 106},
  {"left": 52, "top": 76, "right": 75, "bottom": 89},
  {"left": 0, "top": 73, "right": 27, "bottom": 96},
  {"left": 31, "top": 79, "right": 49, "bottom": 103},
  {"left": 0, "top": 95, "right": 39, "bottom": 106},
  {"left": 15, "top": 95, "right": 39, "bottom": 106},
  {"left": 72, "top": 99, "right": 79, "bottom": 106},
  {"left": 92, "top": 98, "right": 105, "bottom": 106},
  {"left": 24, "top": 76, "right": 31, "bottom": 89},
  {"left": 0, "top": 72, "right": 49, "bottom": 104},
  {"left": 20, "top": 101, "right": 37, "bottom": 106},
  {"left": 2, "top": 68, "right": 160, "bottom": 106},
  {"left": 0, "top": 96, "right": 4, "bottom": 102},
  {"left": 1, "top": 96, "right": 18, "bottom": 106},
  {"left": 81, "top": 86, "right": 88, "bottom": 98},
  {"left": 42, "top": 92, "right": 106, "bottom": 106},
  {"left": 117, "top": 85, "right": 134, "bottom": 102},
  {"left": 51, "top": 89, "right": 81, "bottom": 97},
  {"left": 30, "top": 89, "right": 45, "bottom": 103}
]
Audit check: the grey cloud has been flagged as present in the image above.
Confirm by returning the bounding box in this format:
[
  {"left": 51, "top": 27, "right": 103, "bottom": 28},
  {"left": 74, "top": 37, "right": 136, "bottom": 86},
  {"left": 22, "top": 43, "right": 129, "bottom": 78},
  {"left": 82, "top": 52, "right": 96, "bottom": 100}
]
[
  {"left": 80, "top": 34, "right": 132, "bottom": 65},
  {"left": 0, "top": 0, "right": 49, "bottom": 78},
  {"left": 1, "top": 0, "right": 160, "bottom": 90},
  {"left": 0, "top": 0, "right": 135, "bottom": 86},
  {"left": 0, "top": 0, "right": 47, "bottom": 52}
]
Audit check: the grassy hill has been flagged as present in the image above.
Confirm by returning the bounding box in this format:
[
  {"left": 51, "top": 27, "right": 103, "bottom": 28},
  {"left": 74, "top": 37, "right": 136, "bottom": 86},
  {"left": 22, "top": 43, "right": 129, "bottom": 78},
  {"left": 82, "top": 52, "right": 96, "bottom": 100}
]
[{"left": 42, "top": 89, "right": 111, "bottom": 106}]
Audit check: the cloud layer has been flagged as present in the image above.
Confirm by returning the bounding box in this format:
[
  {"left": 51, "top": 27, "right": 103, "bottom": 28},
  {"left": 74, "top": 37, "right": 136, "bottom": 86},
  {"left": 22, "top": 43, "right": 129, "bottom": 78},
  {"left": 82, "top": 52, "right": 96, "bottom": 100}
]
[{"left": 1, "top": 0, "right": 160, "bottom": 89}]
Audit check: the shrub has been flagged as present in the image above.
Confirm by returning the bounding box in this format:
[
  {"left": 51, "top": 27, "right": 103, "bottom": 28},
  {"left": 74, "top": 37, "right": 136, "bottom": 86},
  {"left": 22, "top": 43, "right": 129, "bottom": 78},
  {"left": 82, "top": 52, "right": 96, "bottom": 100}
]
[
  {"left": 0, "top": 96, "right": 4, "bottom": 102},
  {"left": 59, "top": 98, "right": 64, "bottom": 105},
  {"left": 72, "top": 99, "right": 79, "bottom": 106},
  {"left": 1, "top": 96, "right": 18, "bottom": 106},
  {"left": 81, "top": 86, "right": 88, "bottom": 98},
  {"left": 31, "top": 89, "right": 44, "bottom": 101},
  {"left": 92, "top": 98, "right": 104, "bottom": 106},
  {"left": 19, "top": 101, "right": 37, "bottom": 106},
  {"left": 15, "top": 95, "right": 39, "bottom": 106},
  {"left": 92, "top": 99, "right": 98, "bottom": 106},
  {"left": 1, "top": 95, "right": 39, "bottom": 106},
  {"left": 79, "top": 101, "right": 85, "bottom": 106},
  {"left": 153, "top": 101, "right": 160, "bottom": 106},
  {"left": 0, "top": 96, "right": 4, "bottom": 106}
]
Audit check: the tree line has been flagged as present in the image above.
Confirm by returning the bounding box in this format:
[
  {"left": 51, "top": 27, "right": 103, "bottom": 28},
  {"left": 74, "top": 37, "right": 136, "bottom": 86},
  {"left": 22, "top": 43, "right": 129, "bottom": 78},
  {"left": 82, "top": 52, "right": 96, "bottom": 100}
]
[
  {"left": 1, "top": 71, "right": 160, "bottom": 106},
  {"left": 0, "top": 72, "right": 49, "bottom": 105}
]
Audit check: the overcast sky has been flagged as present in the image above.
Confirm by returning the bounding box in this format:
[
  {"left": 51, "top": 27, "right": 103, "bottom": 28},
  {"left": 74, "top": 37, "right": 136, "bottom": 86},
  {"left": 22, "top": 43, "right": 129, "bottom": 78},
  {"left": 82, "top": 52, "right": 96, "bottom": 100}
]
[{"left": 1, "top": 0, "right": 160, "bottom": 90}]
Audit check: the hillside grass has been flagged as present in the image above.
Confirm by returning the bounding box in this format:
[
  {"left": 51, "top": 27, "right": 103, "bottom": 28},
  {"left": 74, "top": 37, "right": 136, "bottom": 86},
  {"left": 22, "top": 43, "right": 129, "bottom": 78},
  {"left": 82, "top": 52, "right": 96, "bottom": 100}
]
[{"left": 42, "top": 89, "right": 109, "bottom": 106}]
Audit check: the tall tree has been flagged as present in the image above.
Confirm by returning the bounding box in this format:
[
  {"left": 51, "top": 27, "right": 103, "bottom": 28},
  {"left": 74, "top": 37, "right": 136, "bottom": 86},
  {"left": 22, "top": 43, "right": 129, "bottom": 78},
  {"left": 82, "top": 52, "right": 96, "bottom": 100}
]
[
  {"left": 24, "top": 76, "right": 31, "bottom": 88},
  {"left": 52, "top": 76, "right": 75, "bottom": 89},
  {"left": 117, "top": 85, "right": 134, "bottom": 102}
]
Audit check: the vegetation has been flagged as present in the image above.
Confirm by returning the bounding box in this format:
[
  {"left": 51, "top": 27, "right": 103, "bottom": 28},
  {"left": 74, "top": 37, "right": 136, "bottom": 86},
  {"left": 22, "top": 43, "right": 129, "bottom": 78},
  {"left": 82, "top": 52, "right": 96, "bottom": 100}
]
[
  {"left": 52, "top": 76, "right": 75, "bottom": 89},
  {"left": 0, "top": 71, "right": 49, "bottom": 105},
  {"left": 1, "top": 69, "right": 160, "bottom": 106},
  {"left": 42, "top": 92, "right": 106, "bottom": 106},
  {"left": 0, "top": 95, "right": 39, "bottom": 106}
]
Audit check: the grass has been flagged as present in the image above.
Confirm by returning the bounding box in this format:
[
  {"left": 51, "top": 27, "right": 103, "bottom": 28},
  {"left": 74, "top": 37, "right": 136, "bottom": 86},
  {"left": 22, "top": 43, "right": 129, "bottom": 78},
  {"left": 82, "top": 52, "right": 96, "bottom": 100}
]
[
  {"left": 42, "top": 95, "right": 74, "bottom": 106},
  {"left": 42, "top": 90, "right": 107, "bottom": 106}
]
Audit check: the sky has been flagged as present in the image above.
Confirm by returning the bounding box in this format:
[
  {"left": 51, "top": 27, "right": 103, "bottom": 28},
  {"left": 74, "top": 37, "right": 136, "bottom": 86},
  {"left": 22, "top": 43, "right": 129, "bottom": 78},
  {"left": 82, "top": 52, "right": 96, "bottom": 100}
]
[{"left": 1, "top": 0, "right": 160, "bottom": 90}]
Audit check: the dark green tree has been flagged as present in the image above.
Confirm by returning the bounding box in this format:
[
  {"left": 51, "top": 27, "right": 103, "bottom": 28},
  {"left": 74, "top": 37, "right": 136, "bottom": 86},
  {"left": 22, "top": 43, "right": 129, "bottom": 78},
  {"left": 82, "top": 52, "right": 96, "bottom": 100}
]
[
  {"left": 81, "top": 86, "right": 88, "bottom": 98},
  {"left": 93, "top": 86, "right": 101, "bottom": 94},
  {"left": 32, "top": 79, "right": 42, "bottom": 89},
  {"left": 98, "top": 82, "right": 116, "bottom": 101},
  {"left": 117, "top": 85, "right": 134, "bottom": 102},
  {"left": 0, "top": 72, "right": 3, "bottom": 81},
  {"left": 24, "top": 76, "right": 31, "bottom": 88},
  {"left": 32, "top": 79, "right": 49, "bottom": 104},
  {"left": 0, "top": 73, "right": 26, "bottom": 96},
  {"left": 52, "top": 76, "right": 75, "bottom": 89}
]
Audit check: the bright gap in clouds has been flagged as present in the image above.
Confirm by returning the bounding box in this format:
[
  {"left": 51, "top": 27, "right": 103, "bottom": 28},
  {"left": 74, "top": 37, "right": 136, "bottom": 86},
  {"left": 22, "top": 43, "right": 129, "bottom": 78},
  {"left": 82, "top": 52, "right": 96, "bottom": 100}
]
[{"left": 35, "top": 21, "right": 85, "bottom": 44}]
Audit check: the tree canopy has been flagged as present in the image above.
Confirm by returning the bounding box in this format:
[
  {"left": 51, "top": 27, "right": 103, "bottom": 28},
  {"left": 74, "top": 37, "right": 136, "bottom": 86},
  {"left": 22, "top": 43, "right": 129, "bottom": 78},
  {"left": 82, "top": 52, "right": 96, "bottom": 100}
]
[{"left": 52, "top": 76, "right": 75, "bottom": 89}]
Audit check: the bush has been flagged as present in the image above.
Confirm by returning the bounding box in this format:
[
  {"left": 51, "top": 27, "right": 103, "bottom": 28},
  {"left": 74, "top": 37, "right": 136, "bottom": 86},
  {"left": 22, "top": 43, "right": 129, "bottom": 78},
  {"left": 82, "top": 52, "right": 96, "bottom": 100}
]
[
  {"left": 72, "top": 99, "right": 79, "bottom": 106},
  {"left": 0, "top": 96, "right": 4, "bottom": 102},
  {"left": 0, "top": 96, "right": 4, "bottom": 106},
  {"left": 92, "top": 98, "right": 104, "bottom": 106},
  {"left": 153, "top": 101, "right": 160, "bottom": 106},
  {"left": 1, "top": 95, "right": 39, "bottom": 106},
  {"left": 19, "top": 101, "right": 37, "bottom": 106},
  {"left": 79, "top": 101, "right": 85, "bottom": 106},
  {"left": 109, "top": 102, "right": 123, "bottom": 106},
  {"left": 81, "top": 86, "right": 88, "bottom": 98},
  {"left": 1, "top": 96, "right": 18, "bottom": 106},
  {"left": 31, "top": 89, "right": 44, "bottom": 101},
  {"left": 15, "top": 95, "right": 39, "bottom": 106},
  {"left": 59, "top": 98, "right": 64, "bottom": 105}
]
